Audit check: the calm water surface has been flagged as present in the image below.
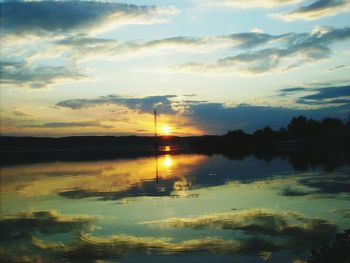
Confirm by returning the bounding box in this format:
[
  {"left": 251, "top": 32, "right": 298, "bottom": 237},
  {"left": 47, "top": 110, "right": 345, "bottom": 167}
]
[{"left": 1, "top": 150, "right": 349, "bottom": 262}]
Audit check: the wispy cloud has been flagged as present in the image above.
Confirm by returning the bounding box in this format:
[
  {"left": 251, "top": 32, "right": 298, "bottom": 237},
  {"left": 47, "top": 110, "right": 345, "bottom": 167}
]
[
  {"left": 280, "top": 84, "right": 350, "bottom": 105},
  {"left": 53, "top": 27, "right": 350, "bottom": 75},
  {"left": 170, "top": 27, "right": 350, "bottom": 75},
  {"left": 195, "top": 0, "right": 303, "bottom": 9},
  {"left": 56, "top": 95, "right": 177, "bottom": 114},
  {"left": 22, "top": 121, "right": 112, "bottom": 129},
  {"left": 0, "top": 60, "right": 86, "bottom": 89},
  {"left": 53, "top": 31, "right": 283, "bottom": 62},
  {"left": 3, "top": 25, "right": 349, "bottom": 89},
  {"left": 12, "top": 110, "right": 32, "bottom": 118},
  {"left": 273, "top": 0, "right": 350, "bottom": 21},
  {"left": 325, "top": 64, "right": 350, "bottom": 72}
]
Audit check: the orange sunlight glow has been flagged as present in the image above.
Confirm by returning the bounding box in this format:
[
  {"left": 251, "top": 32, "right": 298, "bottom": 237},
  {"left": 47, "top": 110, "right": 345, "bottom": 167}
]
[{"left": 161, "top": 125, "right": 172, "bottom": 135}]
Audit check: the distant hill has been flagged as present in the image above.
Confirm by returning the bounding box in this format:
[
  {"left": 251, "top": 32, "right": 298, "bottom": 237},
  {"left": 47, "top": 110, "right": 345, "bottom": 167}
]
[
  {"left": 0, "top": 135, "right": 198, "bottom": 165},
  {"left": 0, "top": 135, "right": 197, "bottom": 152}
]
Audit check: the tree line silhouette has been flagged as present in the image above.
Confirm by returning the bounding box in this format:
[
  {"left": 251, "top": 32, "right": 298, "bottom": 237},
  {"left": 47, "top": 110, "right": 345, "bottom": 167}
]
[
  {"left": 1, "top": 115, "right": 349, "bottom": 170},
  {"left": 190, "top": 116, "right": 350, "bottom": 171},
  {"left": 192, "top": 115, "right": 350, "bottom": 149}
]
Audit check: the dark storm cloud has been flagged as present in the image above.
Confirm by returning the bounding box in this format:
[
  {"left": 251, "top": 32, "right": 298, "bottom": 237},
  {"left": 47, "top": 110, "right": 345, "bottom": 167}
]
[
  {"left": 173, "top": 27, "right": 350, "bottom": 74},
  {"left": 0, "top": 60, "right": 86, "bottom": 89},
  {"left": 56, "top": 95, "right": 177, "bottom": 114},
  {"left": 278, "top": 0, "right": 350, "bottom": 20},
  {"left": 22, "top": 121, "right": 112, "bottom": 129},
  {"left": 0, "top": 1, "right": 164, "bottom": 36}
]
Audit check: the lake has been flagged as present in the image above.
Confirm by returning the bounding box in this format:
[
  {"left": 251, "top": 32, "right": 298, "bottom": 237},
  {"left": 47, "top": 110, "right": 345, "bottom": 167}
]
[{"left": 1, "top": 148, "right": 349, "bottom": 262}]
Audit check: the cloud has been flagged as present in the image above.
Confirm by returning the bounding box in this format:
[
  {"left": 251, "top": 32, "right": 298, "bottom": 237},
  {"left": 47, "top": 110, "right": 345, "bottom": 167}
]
[
  {"left": 274, "top": 0, "right": 350, "bottom": 21},
  {"left": 22, "top": 121, "right": 112, "bottom": 129},
  {"left": 56, "top": 94, "right": 177, "bottom": 114},
  {"left": 143, "top": 32, "right": 282, "bottom": 50},
  {"left": 0, "top": 1, "right": 179, "bottom": 90},
  {"left": 12, "top": 110, "right": 32, "bottom": 117},
  {"left": 171, "top": 27, "right": 350, "bottom": 75},
  {"left": 326, "top": 64, "right": 350, "bottom": 72},
  {"left": 4, "top": 25, "right": 348, "bottom": 88},
  {"left": 55, "top": 87, "right": 349, "bottom": 133},
  {"left": 280, "top": 84, "right": 350, "bottom": 105},
  {"left": 279, "top": 87, "right": 309, "bottom": 94},
  {"left": 0, "top": 60, "right": 86, "bottom": 89},
  {"left": 53, "top": 31, "right": 284, "bottom": 62},
  {"left": 196, "top": 0, "right": 303, "bottom": 9},
  {"left": 299, "top": 85, "right": 350, "bottom": 100},
  {"left": 142, "top": 209, "right": 338, "bottom": 246},
  {"left": 0, "top": 1, "right": 178, "bottom": 38}
]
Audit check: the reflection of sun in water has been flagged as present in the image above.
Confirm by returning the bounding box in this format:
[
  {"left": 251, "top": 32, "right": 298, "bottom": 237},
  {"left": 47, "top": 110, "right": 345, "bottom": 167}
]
[
  {"left": 161, "top": 125, "right": 171, "bottom": 135},
  {"left": 163, "top": 155, "right": 172, "bottom": 168},
  {"left": 164, "top": 146, "right": 171, "bottom": 152}
]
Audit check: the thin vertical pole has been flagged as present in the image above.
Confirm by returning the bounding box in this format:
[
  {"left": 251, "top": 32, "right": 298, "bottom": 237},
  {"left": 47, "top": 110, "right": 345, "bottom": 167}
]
[
  {"left": 154, "top": 108, "right": 159, "bottom": 183},
  {"left": 154, "top": 108, "right": 158, "bottom": 139}
]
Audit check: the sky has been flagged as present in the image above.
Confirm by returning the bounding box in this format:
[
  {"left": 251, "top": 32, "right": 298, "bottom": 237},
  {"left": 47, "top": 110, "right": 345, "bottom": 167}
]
[{"left": 0, "top": 0, "right": 350, "bottom": 137}]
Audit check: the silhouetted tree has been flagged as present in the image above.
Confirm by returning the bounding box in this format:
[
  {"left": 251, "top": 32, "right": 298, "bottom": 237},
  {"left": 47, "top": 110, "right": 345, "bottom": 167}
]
[{"left": 287, "top": 116, "right": 309, "bottom": 139}]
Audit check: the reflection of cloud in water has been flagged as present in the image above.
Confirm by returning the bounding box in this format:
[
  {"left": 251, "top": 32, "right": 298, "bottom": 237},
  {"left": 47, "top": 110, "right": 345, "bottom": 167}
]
[
  {"left": 0, "top": 210, "right": 96, "bottom": 241},
  {"left": 329, "top": 208, "right": 350, "bottom": 219},
  {"left": 0, "top": 210, "right": 279, "bottom": 262},
  {"left": 280, "top": 173, "right": 350, "bottom": 199},
  {"left": 60, "top": 233, "right": 287, "bottom": 262},
  {"left": 0, "top": 210, "right": 97, "bottom": 262},
  {"left": 0, "top": 209, "right": 340, "bottom": 262},
  {"left": 0, "top": 154, "right": 206, "bottom": 199},
  {"left": 142, "top": 209, "right": 338, "bottom": 247},
  {"left": 63, "top": 234, "right": 241, "bottom": 260},
  {"left": 225, "top": 171, "right": 350, "bottom": 200}
]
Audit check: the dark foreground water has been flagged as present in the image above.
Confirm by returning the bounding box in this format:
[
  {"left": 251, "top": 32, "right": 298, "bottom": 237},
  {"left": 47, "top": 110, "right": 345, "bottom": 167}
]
[{"left": 1, "top": 149, "right": 349, "bottom": 262}]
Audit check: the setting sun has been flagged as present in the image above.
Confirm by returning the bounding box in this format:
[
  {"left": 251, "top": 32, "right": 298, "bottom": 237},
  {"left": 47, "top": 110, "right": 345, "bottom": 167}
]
[{"left": 161, "top": 125, "right": 171, "bottom": 135}]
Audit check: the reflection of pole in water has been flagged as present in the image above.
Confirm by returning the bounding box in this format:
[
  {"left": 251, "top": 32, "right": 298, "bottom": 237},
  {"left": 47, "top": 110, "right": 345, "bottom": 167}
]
[{"left": 154, "top": 108, "right": 159, "bottom": 183}]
